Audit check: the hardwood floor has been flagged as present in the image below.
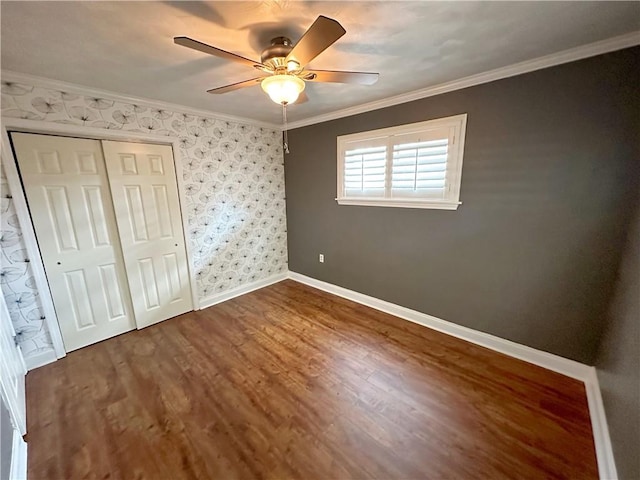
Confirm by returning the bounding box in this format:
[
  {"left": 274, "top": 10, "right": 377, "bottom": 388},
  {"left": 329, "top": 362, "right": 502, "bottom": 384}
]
[{"left": 26, "top": 280, "right": 598, "bottom": 479}]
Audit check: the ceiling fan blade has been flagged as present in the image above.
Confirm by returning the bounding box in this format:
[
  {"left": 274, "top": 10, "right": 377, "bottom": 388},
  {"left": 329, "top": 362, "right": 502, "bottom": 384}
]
[
  {"left": 304, "top": 69, "right": 379, "bottom": 85},
  {"left": 207, "top": 77, "right": 264, "bottom": 94},
  {"left": 285, "top": 16, "right": 346, "bottom": 68},
  {"left": 174, "top": 36, "right": 266, "bottom": 68}
]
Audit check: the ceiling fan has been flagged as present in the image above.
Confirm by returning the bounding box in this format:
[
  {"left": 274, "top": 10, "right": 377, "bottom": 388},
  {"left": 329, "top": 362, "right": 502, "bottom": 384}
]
[{"left": 173, "top": 15, "right": 379, "bottom": 106}]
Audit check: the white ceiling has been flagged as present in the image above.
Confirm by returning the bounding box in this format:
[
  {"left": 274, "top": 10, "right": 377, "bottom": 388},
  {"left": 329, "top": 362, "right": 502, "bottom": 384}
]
[{"left": 1, "top": 1, "right": 639, "bottom": 125}]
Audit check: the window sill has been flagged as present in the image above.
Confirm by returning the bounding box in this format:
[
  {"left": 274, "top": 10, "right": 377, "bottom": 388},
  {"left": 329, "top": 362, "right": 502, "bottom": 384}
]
[{"left": 336, "top": 198, "right": 462, "bottom": 210}]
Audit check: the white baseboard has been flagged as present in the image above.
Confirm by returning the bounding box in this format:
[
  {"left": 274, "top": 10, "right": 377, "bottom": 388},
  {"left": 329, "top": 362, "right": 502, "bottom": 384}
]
[
  {"left": 199, "top": 272, "right": 289, "bottom": 310},
  {"left": 10, "top": 428, "right": 27, "bottom": 480},
  {"left": 287, "top": 271, "right": 590, "bottom": 380},
  {"left": 287, "top": 271, "right": 617, "bottom": 480},
  {"left": 585, "top": 368, "right": 618, "bottom": 480},
  {"left": 24, "top": 348, "right": 57, "bottom": 371}
]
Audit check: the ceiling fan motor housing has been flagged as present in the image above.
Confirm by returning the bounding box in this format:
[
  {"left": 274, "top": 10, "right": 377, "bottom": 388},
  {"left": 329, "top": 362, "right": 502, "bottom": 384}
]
[{"left": 261, "top": 37, "right": 295, "bottom": 69}]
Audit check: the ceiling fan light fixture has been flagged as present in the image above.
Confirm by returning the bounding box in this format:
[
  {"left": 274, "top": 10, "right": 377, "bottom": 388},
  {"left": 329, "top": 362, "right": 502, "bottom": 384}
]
[{"left": 261, "top": 74, "right": 305, "bottom": 105}]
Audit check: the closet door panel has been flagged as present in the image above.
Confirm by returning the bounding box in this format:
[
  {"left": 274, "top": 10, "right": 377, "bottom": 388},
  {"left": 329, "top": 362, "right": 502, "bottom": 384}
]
[
  {"left": 102, "top": 141, "right": 193, "bottom": 328},
  {"left": 11, "top": 133, "right": 136, "bottom": 352}
]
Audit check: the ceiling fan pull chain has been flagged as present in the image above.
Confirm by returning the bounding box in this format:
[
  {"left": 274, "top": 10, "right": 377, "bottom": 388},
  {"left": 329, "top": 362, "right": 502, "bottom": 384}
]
[{"left": 282, "top": 102, "right": 290, "bottom": 154}]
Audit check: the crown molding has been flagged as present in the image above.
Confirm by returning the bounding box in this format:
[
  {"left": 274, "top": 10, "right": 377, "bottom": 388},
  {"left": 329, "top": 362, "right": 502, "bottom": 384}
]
[
  {"left": 287, "top": 31, "right": 640, "bottom": 130},
  {"left": 0, "top": 70, "right": 282, "bottom": 130},
  {"left": 3, "top": 31, "right": 638, "bottom": 132}
]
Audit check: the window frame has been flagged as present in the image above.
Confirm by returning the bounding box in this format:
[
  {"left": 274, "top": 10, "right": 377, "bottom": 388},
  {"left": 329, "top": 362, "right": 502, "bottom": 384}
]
[{"left": 336, "top": 113, "right": 467, "bottom": 210}]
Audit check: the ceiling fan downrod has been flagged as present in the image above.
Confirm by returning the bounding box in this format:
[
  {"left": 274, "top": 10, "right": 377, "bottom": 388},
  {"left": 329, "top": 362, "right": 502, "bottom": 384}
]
[{"left": 282, "top": 102, "right": 290, "bottom": 154}]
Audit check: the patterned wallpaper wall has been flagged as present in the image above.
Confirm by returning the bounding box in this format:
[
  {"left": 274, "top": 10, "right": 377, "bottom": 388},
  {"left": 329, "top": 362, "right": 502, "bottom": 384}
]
[
  {"left": 1, "top": 79, "right": 288, "bottom": 360},
  {"left": 1, "top": 164, "right": 53, "bottom": 357}
]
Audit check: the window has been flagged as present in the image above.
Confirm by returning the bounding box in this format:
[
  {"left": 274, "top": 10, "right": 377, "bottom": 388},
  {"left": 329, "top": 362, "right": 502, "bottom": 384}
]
[{"left": 337, "top": 114, "right": 467, "bottom": 210}]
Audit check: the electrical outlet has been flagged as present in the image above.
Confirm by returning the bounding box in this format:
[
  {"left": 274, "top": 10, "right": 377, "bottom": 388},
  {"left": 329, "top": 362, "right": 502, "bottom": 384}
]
[{"left": 319, "top": 254, "right": 325, "bottom": 263}]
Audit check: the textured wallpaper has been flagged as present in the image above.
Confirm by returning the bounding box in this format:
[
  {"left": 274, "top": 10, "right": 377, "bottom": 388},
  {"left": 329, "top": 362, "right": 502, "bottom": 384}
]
[
  {"left": 1, "top": 164, "right": 53, "bottom": 357},
  {"left": 1, "top": 80, "right": 288, "bottom": 360}
]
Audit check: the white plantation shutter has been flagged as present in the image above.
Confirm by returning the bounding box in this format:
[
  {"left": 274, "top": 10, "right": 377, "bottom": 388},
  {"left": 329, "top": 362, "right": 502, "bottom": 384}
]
[
  {"left": 391, "top": 127, "right": 451, "bottom": 199},
  {"left": 337, "top": 114, "right": 466, "bottom": 210},
  {"left": 344, "top": 145, "right": 387, "bottom": 196},
  {"left": 342, "top": 137, "right": 388, "bottom": 197}
]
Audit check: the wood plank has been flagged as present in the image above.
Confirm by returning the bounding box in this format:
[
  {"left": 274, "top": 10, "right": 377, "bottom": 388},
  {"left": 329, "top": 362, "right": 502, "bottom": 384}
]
[{"left": 26, "top": 280, "right": 598, "bottom": 479}]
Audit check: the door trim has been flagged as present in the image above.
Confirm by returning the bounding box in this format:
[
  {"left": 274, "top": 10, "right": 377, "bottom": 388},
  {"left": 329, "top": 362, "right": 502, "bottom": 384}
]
[
  {"left": 9, "top": 427, "right": 28, "bottom": 480},
  {"left": 0, "top": 292, "right": 27, "bottom": 434},
  {"left": 1, "top": 118, "right": 200, "bottom": 359}
]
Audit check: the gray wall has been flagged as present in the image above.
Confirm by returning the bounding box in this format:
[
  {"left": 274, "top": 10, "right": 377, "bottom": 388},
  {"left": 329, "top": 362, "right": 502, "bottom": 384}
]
[
  {"left": 285, "top": 47, "right": 640, "bottom": 364},
  {"left": 595, "top": 196, "right": 640, "bottom": 480}
]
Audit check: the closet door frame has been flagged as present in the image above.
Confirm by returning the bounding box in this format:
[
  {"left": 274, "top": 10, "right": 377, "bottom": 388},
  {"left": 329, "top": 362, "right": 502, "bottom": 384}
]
[{"left": 1, "top": 119, "right": 199, "bottom": 365}]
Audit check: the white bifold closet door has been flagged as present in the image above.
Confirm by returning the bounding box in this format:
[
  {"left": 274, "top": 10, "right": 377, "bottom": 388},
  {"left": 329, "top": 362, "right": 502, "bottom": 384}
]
[
  {"left": 101, "top": 141, "right": 192, "bottom": 328},
  {"left": 12, "top": 133, "right": 136, "bottom": 351},
  {"left": 12, "top": 133, "right": 192, "bottom": 352}
]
